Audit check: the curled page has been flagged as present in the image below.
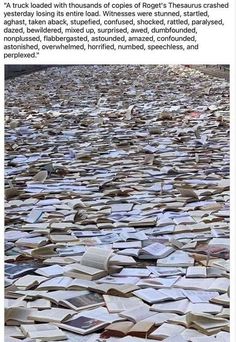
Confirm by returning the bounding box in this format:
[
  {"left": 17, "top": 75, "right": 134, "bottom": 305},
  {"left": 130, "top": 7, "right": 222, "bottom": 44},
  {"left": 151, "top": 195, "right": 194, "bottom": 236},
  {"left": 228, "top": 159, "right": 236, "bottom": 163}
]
[{"left": 80, "top": 247, "right": 113, "bottom": 271}]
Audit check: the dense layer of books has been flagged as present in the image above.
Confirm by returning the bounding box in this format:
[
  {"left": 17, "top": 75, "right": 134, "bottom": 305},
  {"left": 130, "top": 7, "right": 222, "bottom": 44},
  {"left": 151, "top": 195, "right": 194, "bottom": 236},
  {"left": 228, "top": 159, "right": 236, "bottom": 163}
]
[{"left": 5, "top": 65, "right": 230, "bottom": 341}]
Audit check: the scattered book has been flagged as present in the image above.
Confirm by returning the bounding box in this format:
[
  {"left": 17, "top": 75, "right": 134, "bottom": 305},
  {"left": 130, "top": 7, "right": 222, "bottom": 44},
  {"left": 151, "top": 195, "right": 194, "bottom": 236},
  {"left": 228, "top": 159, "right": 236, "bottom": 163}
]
[
  {"left": 119, "top": 304, "right": 157, "bottom": 323},
  {"left": 147, "top": 266, "right": 186, "bottom": 277},
  {"left": 103, "top": 295, "right": 142, "bottom": 313},
  {"left": 56, "top": 315, "right": 108, "bottom": 335},
  {"left": 39, "top": 289, "right": 104, "bottom": 311},
  {"left": 5, "top": 263, "right": 38, "bottom": 279},
  {"left": 133, "top": 288, "right": 185, "bottom": 304},
  {"left": 27, "top": 307, "right": 77, "bottom": 323},
  {"left": 20, "top": 323, "right": 67, "bottom": 340},
  {"left": 5, "top": 307, "right": 38, "bottom": 325},
  {"left": 113, "top": 268, "right": 151, "bottom": 278},
  {"left": 104, "top": 320, "right": 155, "bottom": 338},
  {"left": 80, "top": 247, "right": 113, "bottom": 271},
  {"left": 174, "top": 277, "right": 230, "bottom": 293},
  {"left": 156, "top": 250, "right": 194, "bottom": 267},
  {"left": 88, "top": 283, "right": 139, "bottom": 296},
  {"left": 136, "top": 276, "right": 180, "bottom": 289},
  {"left": 151, "top": 298, "right": 222, "bottom": 314},
  {"left": 64, "top": 263, "right": 107, "bottom": 280},
  {"left": 35, "top": 264, "right": 64, "bottom": 277},
  {"left": 149, "top": 323, "right": 185, "bottom": 340},
  {"left": 139, "top": 242, "right": 175, "bottom": 259}
]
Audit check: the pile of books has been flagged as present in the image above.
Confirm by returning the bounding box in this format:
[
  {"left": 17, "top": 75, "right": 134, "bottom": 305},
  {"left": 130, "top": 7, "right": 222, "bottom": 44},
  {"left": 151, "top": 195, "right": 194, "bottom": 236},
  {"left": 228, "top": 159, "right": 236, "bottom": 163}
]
[{"left": 5, "top": 65, "right": 230, "bottom": 341}]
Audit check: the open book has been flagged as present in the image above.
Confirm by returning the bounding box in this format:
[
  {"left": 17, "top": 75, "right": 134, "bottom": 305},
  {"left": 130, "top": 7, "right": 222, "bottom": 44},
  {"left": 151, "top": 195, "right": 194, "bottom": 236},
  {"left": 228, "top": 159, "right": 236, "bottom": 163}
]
[
  {"left": 104, "top": 320, "right": 155, "bottom": 338},
  {"left": 156, "top": 250, "right": 194, "bottom": 267},
  {"left": 113, "top": 268, "right": 151, "bottom": 278},
  {"left": 12, "top": 274, "right": 47, "bottom": 291},
  {"left": 103, "top": 295, "right": 142, "bottom": 313},
  {"left": 35, "top": 264, "right": 64, "bottom": 277},
  {"left": 133, "top": 288, "right": 185, "bottom": 304},
  {"left": 5, "top": 307, "right": 37, "bottom": 325},
  {"left": 185, "top": 312, "right": 229, "bottom": 335},
  {"left": 97, "top": 275, "right": 140, "bottom": 285},
  {"left": 80, "top": 247, "right": 113, "bottom": 271},
  {"left": 87, "top": 283, "right": 139, "bottom": 297},
  {"left": 139, "top": 242, "right": 175, "bottom": 259},
  {"left": 136, "top": 276, "right": 180, "bottom": 289},
  {"left": 27, "top": 307, "right": 77, "bottom": 323},
  {"left": 119, "top": 304, "right": 157, "bottom": 323},
  {"left": 151, "top": 298, "right": 222, "bottom": 314},
  {"left": 5, "top": 325, "right": 25, "bottom": 340},
  {"left": 5, "top": 262, "right": 38, "bottom": 279},
  {"left": 174, "top": 276, "right": 230, "bottom": 293},
  {"left": 20, "top": 323, "right": 67, "bottom": 340},
  {"left": 37, "top": 276, "right": 94, "bottom": 290},
  {"left": 147, "top": 266, "right": 186, "bottom": 277},
  {"left": 41, "top": 290, "right": 104, "bottom": 311},
  {"left": 186, "top": 266, "right": 228, "bottom": 278},
  {"left": 56, "top": 315, "right": 108, "bottom": 335},
  {"left": 64, "top": 263, "right": 107, "bottom": 280},
  {"left": 149, "top": 323, "right": 185, "bottom": 340},
  {"left": 210, "top": 293, "right": 229, "bottom": 306}
]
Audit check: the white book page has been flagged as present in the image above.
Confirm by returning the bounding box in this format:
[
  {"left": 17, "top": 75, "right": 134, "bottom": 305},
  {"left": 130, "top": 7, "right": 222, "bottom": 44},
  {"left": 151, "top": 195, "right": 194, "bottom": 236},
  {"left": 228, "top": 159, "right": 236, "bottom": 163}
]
[
  {"left": 119, "top": 304, "right": 155, "bottom": 322},
  {"left": 80, "top": 247, "right": 113, "bottom": 271},
  {"left": 103, "top": 295, "right": 142, "bottom": 313}
]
